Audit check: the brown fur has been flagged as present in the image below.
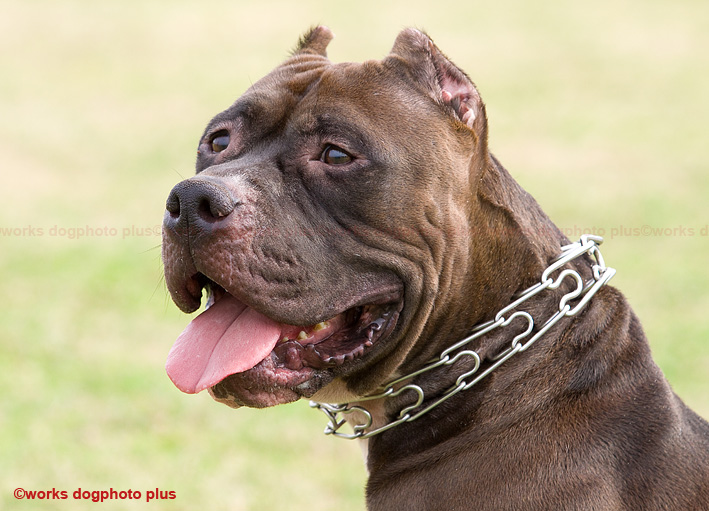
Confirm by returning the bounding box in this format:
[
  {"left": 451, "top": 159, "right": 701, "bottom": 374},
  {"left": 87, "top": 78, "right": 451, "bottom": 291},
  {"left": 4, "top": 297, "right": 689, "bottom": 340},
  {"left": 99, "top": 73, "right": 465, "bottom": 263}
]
[{"left": 163, "top": 27, "right": 709, "bottom": 510}]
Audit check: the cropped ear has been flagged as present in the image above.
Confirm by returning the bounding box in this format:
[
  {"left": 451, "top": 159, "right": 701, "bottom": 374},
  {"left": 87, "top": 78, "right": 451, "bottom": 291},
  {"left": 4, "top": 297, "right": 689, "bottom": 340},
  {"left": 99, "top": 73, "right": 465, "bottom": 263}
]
[
  {"left": 293, "top": 25, "right": 335, "bottom": 57},
  {"left": 390, "top": 28, "right": 486, "bottom": 136}
]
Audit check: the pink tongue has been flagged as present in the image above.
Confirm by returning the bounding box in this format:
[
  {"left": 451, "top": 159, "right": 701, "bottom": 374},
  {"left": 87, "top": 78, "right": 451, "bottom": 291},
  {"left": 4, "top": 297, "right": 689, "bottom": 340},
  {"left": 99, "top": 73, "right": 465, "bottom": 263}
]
[{"left": 165, "top": 294, "right": 282, "bottom": 394}]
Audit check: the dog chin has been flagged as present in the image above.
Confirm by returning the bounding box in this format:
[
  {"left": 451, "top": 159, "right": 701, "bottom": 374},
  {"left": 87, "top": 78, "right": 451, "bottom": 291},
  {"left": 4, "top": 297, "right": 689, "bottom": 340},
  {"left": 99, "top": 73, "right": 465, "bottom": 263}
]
[{"left": 207, "top": 361, "right": 324, "bottom": 409}]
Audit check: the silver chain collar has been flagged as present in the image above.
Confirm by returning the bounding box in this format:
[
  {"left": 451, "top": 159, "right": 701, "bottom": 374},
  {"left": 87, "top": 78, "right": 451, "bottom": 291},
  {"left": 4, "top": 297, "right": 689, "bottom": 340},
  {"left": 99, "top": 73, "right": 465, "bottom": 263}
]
[{"left": 309, "top": 234, "right": 616, "bottom": 440}]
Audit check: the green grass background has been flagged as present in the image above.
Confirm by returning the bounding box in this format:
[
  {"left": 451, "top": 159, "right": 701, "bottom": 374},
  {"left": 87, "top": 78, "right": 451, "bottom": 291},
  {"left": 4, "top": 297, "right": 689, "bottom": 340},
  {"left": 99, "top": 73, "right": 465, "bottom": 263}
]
[{"left": 2, "top": 0, "right": 708, "bottom": 509}]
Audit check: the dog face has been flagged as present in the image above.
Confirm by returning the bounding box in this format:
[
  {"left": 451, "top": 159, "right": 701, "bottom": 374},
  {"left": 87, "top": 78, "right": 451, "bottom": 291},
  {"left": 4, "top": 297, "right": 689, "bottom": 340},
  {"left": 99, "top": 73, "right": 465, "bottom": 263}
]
[{"left": 162, "top": 27, "right": 490, "bottom": 409}]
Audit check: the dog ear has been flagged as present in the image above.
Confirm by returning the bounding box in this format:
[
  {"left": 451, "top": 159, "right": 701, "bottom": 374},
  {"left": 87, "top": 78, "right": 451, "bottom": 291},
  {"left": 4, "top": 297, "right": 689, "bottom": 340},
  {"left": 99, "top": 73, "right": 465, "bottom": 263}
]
[
  {"left": 390, "top": 28, "right": 486, "bottom": 134},
  {"left": 294, "top": 25, "right": 334, "bottom": 57}
]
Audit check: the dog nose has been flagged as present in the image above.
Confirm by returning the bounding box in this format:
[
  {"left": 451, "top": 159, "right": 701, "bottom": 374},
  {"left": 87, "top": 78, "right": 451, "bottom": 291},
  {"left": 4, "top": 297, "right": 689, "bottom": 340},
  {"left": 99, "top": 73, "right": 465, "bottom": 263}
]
[{"left": 164, "top": 177, "right": 239, "bottom": 231}]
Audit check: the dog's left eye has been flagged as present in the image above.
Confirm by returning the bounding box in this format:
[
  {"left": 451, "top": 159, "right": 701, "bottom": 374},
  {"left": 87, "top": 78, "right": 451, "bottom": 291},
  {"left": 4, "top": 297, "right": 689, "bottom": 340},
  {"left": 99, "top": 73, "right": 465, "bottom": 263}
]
[
  {"left": 210, "top": 130, "right": 230, "bottom": 153},
  {"left": 320, "top": 145, "right": 353, "bottom": 165}
]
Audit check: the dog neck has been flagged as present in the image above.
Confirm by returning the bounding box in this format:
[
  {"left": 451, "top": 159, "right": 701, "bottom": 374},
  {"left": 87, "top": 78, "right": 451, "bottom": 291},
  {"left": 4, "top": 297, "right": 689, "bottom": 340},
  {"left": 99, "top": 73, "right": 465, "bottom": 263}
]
[{"left": 311, "top": 235, "right": 615, "bottom": 445}]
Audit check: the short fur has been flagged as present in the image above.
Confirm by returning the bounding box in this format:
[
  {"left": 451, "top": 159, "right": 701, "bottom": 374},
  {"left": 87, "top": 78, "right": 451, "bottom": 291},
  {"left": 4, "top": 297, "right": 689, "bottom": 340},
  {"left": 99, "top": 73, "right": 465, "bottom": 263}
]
[{"left": 162, "top": 27, "right": 709, "bottom": 510}]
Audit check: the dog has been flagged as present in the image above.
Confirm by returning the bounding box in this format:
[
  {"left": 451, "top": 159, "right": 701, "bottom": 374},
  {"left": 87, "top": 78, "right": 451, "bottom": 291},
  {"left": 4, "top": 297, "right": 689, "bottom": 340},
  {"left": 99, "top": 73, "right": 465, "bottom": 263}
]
[{"left": 162, "top": 26, "right": 709, "bottom": 510}]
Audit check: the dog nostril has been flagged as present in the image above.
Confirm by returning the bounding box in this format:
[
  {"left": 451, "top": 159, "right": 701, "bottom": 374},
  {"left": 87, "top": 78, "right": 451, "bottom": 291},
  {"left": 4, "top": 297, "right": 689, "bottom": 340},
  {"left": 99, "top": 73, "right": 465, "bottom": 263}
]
[
  {"left": 198, "top": 198, "right": 229, "bottom": 221},
  {"left": 198, "top": 195, "right": 241, "bottom": 222},
  {"left": 166, "top": 192, "right": 181, "bottom": 219}
]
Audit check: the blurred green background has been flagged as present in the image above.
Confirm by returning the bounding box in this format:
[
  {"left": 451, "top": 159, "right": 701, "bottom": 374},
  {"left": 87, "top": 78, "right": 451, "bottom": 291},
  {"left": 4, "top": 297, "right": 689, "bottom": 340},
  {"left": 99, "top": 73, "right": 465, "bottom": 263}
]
[{"left": 2, "top": 0, "right": 708, "bottom": 509}]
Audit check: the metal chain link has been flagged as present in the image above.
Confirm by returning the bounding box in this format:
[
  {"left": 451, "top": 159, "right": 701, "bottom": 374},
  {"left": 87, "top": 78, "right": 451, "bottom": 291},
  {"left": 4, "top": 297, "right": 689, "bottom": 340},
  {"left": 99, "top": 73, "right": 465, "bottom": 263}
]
[{"left": 310, "top": 234, "right": 616, "bottom": 439}]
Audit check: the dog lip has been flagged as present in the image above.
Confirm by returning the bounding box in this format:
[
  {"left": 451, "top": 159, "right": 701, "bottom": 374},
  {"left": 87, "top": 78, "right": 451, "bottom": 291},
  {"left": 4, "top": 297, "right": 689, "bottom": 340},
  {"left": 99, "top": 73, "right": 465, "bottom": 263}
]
[
  {"left": 171, "top": 272, "right": 207, "bottom": 314},
  {"left": 199, "top": 271, "right": 403, "bottom": 327}
]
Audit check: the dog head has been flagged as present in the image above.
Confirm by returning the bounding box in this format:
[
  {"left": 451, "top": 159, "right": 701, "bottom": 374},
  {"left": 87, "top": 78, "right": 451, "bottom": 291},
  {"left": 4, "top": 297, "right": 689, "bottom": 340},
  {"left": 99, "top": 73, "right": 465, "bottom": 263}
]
[{"left": 161, "top": 27, "right": 522, "bottom": 410}]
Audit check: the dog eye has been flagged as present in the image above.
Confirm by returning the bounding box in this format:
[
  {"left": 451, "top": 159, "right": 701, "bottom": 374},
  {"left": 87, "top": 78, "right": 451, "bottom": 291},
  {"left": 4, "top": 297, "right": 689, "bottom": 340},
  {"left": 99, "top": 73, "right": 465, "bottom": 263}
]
[
  {"left": 210, "top": 130, "right": 230, "bottom": 153},
  {"left": 320, "top": 145, "right": 353, "bottom": 165}
]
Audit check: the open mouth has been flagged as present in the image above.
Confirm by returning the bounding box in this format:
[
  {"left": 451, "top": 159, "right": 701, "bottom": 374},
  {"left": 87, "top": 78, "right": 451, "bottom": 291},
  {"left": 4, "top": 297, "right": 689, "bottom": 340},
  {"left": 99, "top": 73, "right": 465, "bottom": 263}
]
[{"left": 165, "top": 274, "right": 401, "bottom": 405}]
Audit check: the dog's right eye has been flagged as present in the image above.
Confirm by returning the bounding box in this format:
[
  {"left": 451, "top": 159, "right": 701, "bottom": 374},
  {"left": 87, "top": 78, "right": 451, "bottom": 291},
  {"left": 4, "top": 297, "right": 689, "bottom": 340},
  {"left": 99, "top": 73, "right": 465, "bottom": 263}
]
[
  {"left": 320, "top": 145, "right": 353, "bottom": 165},
  {"left": 210, "top": 131, "right": 230, "bottom": 153}
]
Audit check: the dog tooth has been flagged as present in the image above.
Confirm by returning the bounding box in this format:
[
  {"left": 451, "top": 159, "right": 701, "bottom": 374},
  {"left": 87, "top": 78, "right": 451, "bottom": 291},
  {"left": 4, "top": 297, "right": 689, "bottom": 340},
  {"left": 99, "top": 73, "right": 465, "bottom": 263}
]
[
  {"left": 313, "top": 321, "right": 328, "bottom": 332},
  {"left": 297, "top": 330, "right": 308, "bottom": 341},
  {"left": 279, "top": 336, "right": 289, "bottom": 344}
]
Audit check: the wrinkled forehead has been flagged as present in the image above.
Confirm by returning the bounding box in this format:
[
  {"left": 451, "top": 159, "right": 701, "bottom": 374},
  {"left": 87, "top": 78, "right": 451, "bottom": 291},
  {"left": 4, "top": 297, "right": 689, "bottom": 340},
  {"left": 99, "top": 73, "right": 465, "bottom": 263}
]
[
  {"left": 245, "top": 54, "right": 413, "bottom": 114},
  {"left": 277, "top": 55, "right": 431, "bottom": 121},
  {"left": 204, "top": 53, "right": 331, "bottom": 130},
  {"left": 258, "top": 53, "right": 333, "bottom": 98},
  {"left": 205, "top": 50, "right": 438, "bottom": 148},
  {"left": 300, "top": 62, "right": 431, "bottom": 135}
]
